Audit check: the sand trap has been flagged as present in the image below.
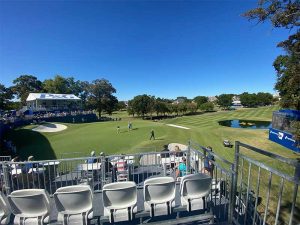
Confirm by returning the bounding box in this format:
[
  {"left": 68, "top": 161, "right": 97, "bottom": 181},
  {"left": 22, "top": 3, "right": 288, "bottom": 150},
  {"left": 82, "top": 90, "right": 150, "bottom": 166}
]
[
  {"left": 168, "top": 143, "right": 188, "bottom": 151},
  {"left": 32, "top": 123, "right": 67, "bottom": 133},
  {"left": 166, "top": 124, "right": 190, "bottom": 130}
]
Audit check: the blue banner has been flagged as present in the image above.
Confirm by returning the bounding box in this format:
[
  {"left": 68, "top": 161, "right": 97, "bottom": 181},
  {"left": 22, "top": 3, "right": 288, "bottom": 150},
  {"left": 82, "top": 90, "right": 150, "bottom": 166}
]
[{"left": 269, "top": 128, "right": 300, "bottom": 152}]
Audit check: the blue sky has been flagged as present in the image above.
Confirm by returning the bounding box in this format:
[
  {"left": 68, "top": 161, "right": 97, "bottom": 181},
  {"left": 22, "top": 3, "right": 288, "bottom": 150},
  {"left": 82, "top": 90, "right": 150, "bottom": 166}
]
[{"left": 0, "top": 0, "right": 290, "bottom": 100}]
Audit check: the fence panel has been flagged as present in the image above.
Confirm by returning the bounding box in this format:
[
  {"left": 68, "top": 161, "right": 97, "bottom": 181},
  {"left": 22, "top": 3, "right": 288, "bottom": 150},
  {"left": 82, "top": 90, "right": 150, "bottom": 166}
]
[{"left": 233, "top": 141, "right": 300, "bottom": 225}]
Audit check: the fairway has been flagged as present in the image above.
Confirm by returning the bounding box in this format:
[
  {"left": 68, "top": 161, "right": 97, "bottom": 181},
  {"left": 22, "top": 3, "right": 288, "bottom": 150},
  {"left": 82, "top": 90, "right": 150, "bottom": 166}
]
[
  {"left": 6, "top": 105, "right": 299, "bottom": 162},
  {"left": 4, "top": 105, "right": 300, "bottom": 224}
]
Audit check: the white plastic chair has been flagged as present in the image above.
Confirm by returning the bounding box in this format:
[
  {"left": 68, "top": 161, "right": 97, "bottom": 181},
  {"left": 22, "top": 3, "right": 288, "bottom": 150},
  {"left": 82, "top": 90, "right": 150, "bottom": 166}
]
[
  {"left": 144, "top": 177, "right": 176, "bottom": 217},
  {"left": 53, "top": 185, "right": 93, "bottom": 225},
  {"left": 0, "top": 192, "right": 11, "bottom": 225},
  {"left": 7, "top": 189, "right": 50, "bottom": 225},
  {"left": 180, "top": 173, "right": 212, "bottom": 212},
  {"left": 102, "top": 181, "right": 137, "bottom": 223}
]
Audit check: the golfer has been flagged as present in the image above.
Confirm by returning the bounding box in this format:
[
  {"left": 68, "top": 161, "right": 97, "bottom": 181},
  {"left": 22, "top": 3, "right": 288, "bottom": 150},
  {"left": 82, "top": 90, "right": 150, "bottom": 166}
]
[{"left": 150, "top": 129, "right": 155, "bottom": 140}]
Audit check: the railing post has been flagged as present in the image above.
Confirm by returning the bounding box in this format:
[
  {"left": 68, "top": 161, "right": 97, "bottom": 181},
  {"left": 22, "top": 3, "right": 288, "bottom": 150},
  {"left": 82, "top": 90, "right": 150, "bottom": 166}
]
[
  {"left": 186, "top": 140, "right": 191, "bottom": 174},
  {"left": 101, "top": 156, "right": 106, "bottom": 188},
  {"left": 2, "top": 162, "right": 11, "bottom": 195},
  {"left": 289, "top": 159, "right": 300, "bottom": 225},
  {"left": 228, "top": 141, "right": 240, "bottom": 224}
]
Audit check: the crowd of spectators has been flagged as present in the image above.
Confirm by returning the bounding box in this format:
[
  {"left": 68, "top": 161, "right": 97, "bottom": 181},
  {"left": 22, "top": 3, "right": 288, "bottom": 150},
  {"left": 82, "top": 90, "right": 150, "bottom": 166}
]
[{"left": 33, "top": 110, "right": 95, "bottom": 119}]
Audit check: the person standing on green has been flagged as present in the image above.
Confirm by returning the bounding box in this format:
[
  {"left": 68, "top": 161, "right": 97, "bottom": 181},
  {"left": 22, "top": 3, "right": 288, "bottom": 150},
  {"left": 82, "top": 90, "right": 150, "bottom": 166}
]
[{"left": 150, "top": 129, "right": 155, "bottom": 140}]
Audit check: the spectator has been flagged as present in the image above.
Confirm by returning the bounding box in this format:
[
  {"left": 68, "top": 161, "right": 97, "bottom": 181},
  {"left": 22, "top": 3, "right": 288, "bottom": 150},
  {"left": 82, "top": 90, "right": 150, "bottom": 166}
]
[
  {"left": 202, "top": 146, "right": 215, "bottom": 177},
  {"left": 87, "top": 151, "right": 97, "bottom": 163},
  {"left": 174, "top": 145, "right": 184, "bottom": 157},
  {"left": 104, "top": 158, "right": 113, "bottom": 173},
  {"left": 161, "top": 144, "right": 170, "bottom": 158},
  {"left": 11, "top": 156, "right": 20, "bottom": 169},
  {"left": 176, "top": 157, "right": 187, "bottom": 178},
  {"left": 22, "top": 156, "right": 37, "bottom": 173}
]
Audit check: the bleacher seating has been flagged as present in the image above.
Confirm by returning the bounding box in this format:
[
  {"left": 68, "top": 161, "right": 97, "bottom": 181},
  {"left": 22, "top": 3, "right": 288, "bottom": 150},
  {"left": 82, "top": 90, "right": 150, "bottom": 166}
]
[
  {"left": 102, "top": 181, "right": 137, "bottom": 223},
  {"left": 7, "top": 189, "right": 51, "bottom": 225},
  {"left": 53, "top": 185, "right": 93, "bottom": 225},
  {"left": 180, "top": 173, "right": 212, "bottom": 212},
  {"left": 2, "top": 173, "right": 215, "bottom": 224},
  {"left": 144, "top": 177, "right": 176, "bottom": 217}
]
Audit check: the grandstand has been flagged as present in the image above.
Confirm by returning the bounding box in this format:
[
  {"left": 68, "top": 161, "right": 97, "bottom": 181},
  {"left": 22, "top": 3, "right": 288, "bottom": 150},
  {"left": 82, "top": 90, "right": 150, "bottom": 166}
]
[
  {"left": 25, "top": 93, "right": 81, "bottom": 112},
  {"left": 0, "top": 141, "right": 298, "bottom": 224}
]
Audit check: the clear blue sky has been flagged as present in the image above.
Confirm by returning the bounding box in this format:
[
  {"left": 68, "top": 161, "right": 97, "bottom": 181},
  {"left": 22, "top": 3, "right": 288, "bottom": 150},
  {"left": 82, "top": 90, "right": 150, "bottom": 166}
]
[{"left": 0, "top": 0, "right": 290, "bottom": 100}]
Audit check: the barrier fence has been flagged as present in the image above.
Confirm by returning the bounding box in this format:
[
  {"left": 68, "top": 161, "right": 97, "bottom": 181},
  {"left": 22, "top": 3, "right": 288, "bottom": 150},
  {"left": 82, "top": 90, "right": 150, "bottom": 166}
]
[{"left": 0, "top": 141, "right": 299, "bottom": 224}]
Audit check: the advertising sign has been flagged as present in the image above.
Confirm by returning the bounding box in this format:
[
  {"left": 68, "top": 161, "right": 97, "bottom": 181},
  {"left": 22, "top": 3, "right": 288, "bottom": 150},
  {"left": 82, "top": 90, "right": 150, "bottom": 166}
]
[{"left": 269, "top": 128, "right": 300, "bottom": 152}]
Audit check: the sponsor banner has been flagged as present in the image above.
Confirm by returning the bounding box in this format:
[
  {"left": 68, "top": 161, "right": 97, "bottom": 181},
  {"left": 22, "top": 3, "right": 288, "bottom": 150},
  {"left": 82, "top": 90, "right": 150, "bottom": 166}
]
[{"left": 269, "top": 128, "right": 300, "bottom": 152}]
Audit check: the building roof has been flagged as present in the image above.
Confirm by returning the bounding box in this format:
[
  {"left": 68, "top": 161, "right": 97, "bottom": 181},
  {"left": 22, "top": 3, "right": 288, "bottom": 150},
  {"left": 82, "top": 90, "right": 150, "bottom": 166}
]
[{"left": 26, "top": 93, "right": 81, "bottom": 101}]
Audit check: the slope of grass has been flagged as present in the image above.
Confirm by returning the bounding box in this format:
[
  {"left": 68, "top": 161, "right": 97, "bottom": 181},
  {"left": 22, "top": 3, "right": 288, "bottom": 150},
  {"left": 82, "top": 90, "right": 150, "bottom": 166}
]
[{"left": 7, "top": 105, "right": 299, "bottom": 162}]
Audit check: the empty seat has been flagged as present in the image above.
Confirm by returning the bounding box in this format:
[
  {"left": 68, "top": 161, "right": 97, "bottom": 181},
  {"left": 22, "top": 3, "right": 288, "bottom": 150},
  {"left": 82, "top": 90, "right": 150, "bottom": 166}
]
[
  {"left": 0, "top": 192, "right": 11, "bottom": 225},
  {"left": 102, "top": 181, "right": 137, "bottom": 223},
  {"left": 53, "top": 185, "right": 93, "bottom": 225},
  {"left": 144, "top": 177, "right": 176, "bottom": 217},
  {"left": 7, "top": 189, "right": 50, "bottom": 225},
  {"left": 180, "top": 173, "right": 212, "bottom": 212}
]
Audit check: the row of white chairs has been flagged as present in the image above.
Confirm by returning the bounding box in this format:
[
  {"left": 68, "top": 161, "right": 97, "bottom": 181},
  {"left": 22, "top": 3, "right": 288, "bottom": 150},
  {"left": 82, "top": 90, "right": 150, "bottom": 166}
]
[{"left": 0, "top": 173, "right": 212, "bottom": 225}]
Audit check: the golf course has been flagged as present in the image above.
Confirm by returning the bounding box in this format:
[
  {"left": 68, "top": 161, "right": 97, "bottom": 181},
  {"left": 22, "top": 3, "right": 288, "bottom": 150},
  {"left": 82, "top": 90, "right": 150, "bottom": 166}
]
[
  {"left": 4, "top": 105, "right": 300, "bottom": 223},
  {"left": 5, "top": 105, "right": 299, "bottom": 163}
]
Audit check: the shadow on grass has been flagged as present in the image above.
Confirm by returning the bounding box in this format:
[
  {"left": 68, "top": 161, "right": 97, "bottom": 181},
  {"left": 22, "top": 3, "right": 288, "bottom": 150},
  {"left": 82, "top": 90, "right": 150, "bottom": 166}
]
[
  {"left": 4, "top": 128, "right": 56, "bottom": 160},
  {"left": 279, "top": 201, "right": 300, "bottom": 224}
]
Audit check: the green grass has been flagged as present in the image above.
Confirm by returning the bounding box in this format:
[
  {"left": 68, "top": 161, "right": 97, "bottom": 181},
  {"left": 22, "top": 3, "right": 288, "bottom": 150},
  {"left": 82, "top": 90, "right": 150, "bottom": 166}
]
[
  {"left": 7, "top": 105, "right": 299, "bottom": 162},
  {"left": 5, "top": 105, "right": 300, "bottom": 223}
]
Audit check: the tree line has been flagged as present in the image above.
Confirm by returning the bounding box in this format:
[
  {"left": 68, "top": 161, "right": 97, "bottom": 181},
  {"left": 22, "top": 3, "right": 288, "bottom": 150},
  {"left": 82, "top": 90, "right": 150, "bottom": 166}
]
[
  {"left": 127, "top": 92, "right": 275, "bottom": 118},
  {"left": 0, "top": 75, "right": 118, "bottom": 117},
  {"left": 0, "top": 74, "right": 276, "bottom": 118},
  {"left": 0, "top": 74, "right": 276, "bottom": 120}
]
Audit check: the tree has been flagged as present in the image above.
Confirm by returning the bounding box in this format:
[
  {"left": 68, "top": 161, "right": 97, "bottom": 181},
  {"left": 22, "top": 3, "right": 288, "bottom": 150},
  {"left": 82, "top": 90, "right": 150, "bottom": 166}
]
[
  {"left": 178, "top": 102, "right": 188, "bottom": 115},
  {"left": 256, "top": 92, "right": 273, "bottom": 106},
  {"left": 0, "top": 83, "right": 13, "bottom": 110},
  {"left": 78, "top": 81, "right": 91, "bottom": 110},
  {"left": 88, "top": 79, "right": 117, "bottom": 117},
  {"left": 193, "top": 96, "right": 208, "bottom": 109},
  {"left": 200, "top": 102, "right": 214, "bottom": 111},
  {"left": 43, "top": 75, "right": 83, "bottom": 94},
  {"left": 243, "top": 0, "right": 300, "bottom": 110},
  {"left": 240, "top": 92, "right": 258, "bottom": 108},
  {"left": 12, "top": 75, "right": 43, "bottom": 105},
  {"left": 103, "top": 95, "right": 118, "bottom": 115},
  {"left": 187, "top": 102, "right": 198, "bottom": 114},
  {"left": 127, "top": 100, "right": 135, "bottom": 117},
  {"left": 116, "top": 101, "right": 127, "bottom": 111},
  {"left": 244, "top": 0, "right": 300, "bottom": 146},
  {"left": 217, "top": 94, "right": 234, "bottom": 109},
  {"left": 154, "top": 101, "right": 169, "bottom": 116},
  {"left": 130, "top": 94, "right": 155, "bottom": 118}
]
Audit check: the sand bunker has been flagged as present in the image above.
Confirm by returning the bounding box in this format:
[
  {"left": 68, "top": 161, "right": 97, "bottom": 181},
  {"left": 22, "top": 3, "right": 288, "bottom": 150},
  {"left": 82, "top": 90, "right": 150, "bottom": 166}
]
[
  {"left": 168, "top": 143, "right": 188, "bottom": 151},
  {"left": 166, "top": 124, "right": 190, "bottom": 130},
  {"left": 32, "top": 123, "right": 67, "bottom": 133}
]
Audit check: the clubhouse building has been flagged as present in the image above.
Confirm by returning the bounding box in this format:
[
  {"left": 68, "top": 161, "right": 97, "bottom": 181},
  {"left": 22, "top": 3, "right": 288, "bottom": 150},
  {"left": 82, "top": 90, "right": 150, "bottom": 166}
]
[{"left": 26, "top": 93, "right": 81, "bottom": 111}]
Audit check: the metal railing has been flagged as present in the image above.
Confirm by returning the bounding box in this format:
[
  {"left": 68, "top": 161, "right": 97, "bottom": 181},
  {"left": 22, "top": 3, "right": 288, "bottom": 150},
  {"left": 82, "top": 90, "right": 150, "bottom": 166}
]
[
  {"left": 0, "top": 141, "right": 299, "bottom": 224},
  {"left": 0, "top": 156, "right": 11, "bottom": 161},
  {"left": 233, "top": 141, "right": 300, "bottom": 225}
]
